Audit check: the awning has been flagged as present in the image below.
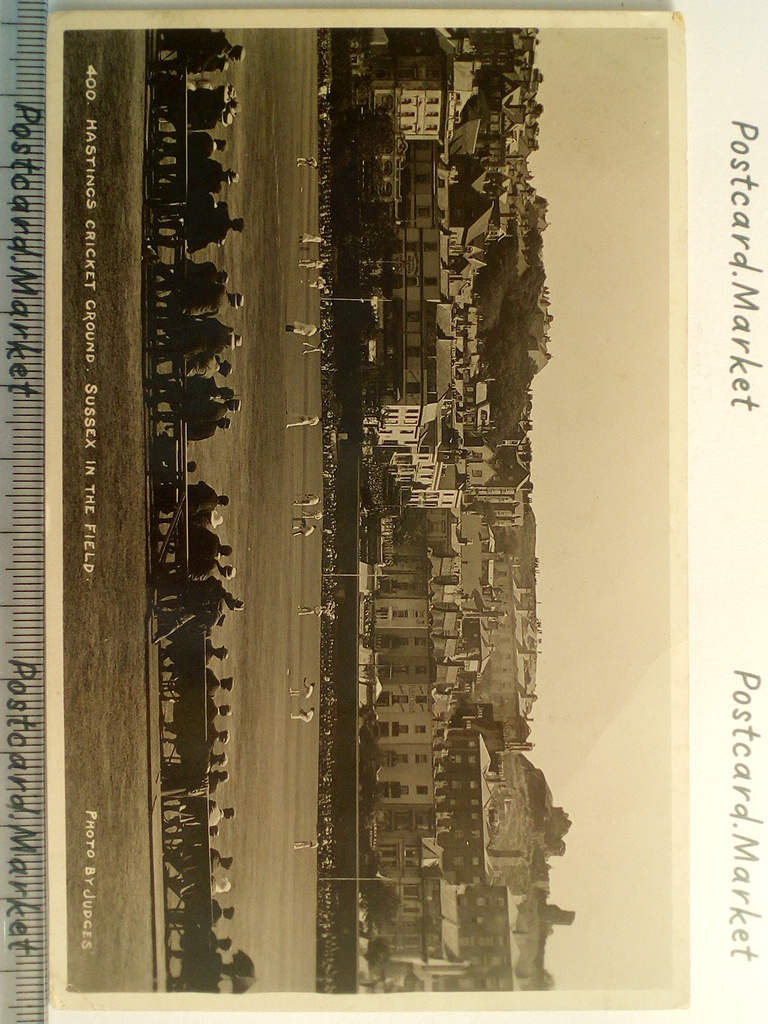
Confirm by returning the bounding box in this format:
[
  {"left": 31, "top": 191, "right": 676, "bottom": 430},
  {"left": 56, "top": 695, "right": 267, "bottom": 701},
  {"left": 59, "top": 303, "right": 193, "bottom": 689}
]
[
  {"left": 436, "top": 302, "right": 453, "bottom": 338},
  {"left": 465, "top": 205, "right": 493, "bottom": 245},
  {"left": 420, "top": 401, "right": 440, "bottom": 425},
  {"left": 421, "top": 836, "right": 444, "bottom": 869},
  {"left": 449, "top": 117, "right": 481, "bottom": 156},
  {"left": 452, "top": 62, "right": 475, "bottom": 94},
  {"left": 436, "top": 663, "right": 460, "bottom": 688}
]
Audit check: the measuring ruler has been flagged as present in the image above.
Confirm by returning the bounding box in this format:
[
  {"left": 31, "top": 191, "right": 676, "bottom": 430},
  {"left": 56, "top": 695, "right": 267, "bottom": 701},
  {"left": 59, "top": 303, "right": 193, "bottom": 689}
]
[{"left": 0, "top": 1, "right": 48, "bottom": 1022}]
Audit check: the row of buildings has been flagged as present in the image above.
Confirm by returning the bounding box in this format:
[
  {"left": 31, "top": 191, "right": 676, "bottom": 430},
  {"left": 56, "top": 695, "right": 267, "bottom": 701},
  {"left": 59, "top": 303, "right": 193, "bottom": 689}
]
[
  {"left": 357, "top": 27, "right": 551, "bottom": 514},
  {"left": 342, "top": 27, "right": 568, "bottom": 994},
  {"left": 356, "top": 506, "right": 570, "bottom": 991}
]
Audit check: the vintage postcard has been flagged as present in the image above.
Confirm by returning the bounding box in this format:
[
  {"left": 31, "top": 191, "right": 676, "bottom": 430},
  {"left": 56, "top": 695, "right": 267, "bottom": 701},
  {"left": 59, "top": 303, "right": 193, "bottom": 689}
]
[{"left": 44, "top": 7, "right": 687, "bottom": 1012}]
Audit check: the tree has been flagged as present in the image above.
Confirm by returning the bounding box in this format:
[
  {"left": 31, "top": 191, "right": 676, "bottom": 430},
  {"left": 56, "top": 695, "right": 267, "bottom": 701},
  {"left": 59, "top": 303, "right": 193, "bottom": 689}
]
[
  {"left": 393, "top": 507, "right": 428, "bottom": 546},
  {"left": 365, "top": 936, "right": 391, "bottom": 970},
  {"left": 360, "top": 879, "right": 401, "bottom": 929},
  {"left": 474, "top": 499, "right": 498, "bottom": 526},
  {"left": 357, "top": 110, "right": 396, "bottom": 158}
]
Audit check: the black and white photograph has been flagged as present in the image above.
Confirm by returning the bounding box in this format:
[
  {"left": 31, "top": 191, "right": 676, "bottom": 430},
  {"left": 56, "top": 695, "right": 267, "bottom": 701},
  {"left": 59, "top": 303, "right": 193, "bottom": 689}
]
[{"left": 45, "top": 9, "right": 687, "bottom": 1011}]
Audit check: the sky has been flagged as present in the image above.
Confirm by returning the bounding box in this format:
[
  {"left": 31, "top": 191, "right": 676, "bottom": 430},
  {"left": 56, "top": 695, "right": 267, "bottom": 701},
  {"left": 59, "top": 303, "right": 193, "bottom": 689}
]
[{"left": 525, "top": 27, "right": 682, "bottom": 993}]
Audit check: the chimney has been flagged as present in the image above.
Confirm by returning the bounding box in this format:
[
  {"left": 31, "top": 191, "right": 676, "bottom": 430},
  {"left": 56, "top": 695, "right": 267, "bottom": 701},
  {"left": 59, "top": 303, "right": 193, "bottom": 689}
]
[{"left": 544, "top": 904, "right": 575, "bottom": 927}]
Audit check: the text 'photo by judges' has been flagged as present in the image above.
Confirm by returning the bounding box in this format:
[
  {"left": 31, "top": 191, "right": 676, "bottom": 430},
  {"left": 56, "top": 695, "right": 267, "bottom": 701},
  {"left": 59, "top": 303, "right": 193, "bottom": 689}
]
[{"left": 44, "top": 9, "right": 687, "bottom": 1011}]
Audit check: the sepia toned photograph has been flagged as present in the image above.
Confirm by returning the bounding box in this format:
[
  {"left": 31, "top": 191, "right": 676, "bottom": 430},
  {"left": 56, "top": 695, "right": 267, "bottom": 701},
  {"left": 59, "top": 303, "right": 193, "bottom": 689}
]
[{"left": 45, "top": 9, "right": 687, "bottom": 1011}]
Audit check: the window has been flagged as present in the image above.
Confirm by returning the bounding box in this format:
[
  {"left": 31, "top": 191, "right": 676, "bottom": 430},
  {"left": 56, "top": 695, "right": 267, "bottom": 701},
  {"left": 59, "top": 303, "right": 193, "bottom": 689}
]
[
  {"left": 453, "top": 856, "right": 464, "bottom": 866},
  {"left": 415, "top": 754, "right": 428, "bottom": 764},
  {"left": 416, "top": 785, "right": 428, "bottom": 795},
  {"left": 415, "top": 725, "right": 427, "bottom": 734},
  {"left": 385, "top": 751, "right": 410, "bottom": 767},
  {"left": 423, "top": 241, "right": 438, "bottom": 252},
  {"left": 393, "top": 609, "right": 409, "bottom": 618},
  {"left": 406, "top": 275, "right": 418, "bottom": 287},
  {"left": 416, "top": 205, "right": 431, "bottom": 218},
  {"left": 393, "top": 694, "right": 409, "bottom": 705},
  {"left": 414, "top": 638, "right": 428, "bottom": 647},
  {"left": 415, "top": 695, "right": 428, "bottom": 705},
  {"left": 407, "top": 309, "right": 420, "bottom": 322},
  {"left": 424, "top": 276, "right": 438, "bottom": 287},
  {"left": 400, "top": 785, "right": 410, "bottom": 796},
  {"left": 471, "top": 857, "right": 480, "bottom": 866},
  {"left": 394, "top": 723, "right": 410, "bottom": 736},
  {"left": 415, "top": 172, "right": 431, "bottom": 184},
  {"left": 379, "top": 722, "right": 390, "bottom": 737},
  {"left": 415, "top": 665, "right": 427, "bottom": 675},
  {"left": 379, "top": 781, "right": 402, "bottom": 798},
  {"left": 402, "top": 883, "right": 420, "bottom": 898},
  {"left": 470, "top": 781, "right": 479, "bottom": 789},
  {"left": 468, "top": 755, "right": 477, "bottom": 764}
]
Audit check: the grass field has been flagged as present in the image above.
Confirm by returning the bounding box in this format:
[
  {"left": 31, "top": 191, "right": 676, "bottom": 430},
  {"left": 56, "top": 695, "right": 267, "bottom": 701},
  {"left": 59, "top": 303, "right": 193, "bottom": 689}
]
[
  {"left": 61, "top": 30, "right": 153, "bottom": 992},
  {"left": 59, "top": 29, "right": 322, "bottom": 992}
]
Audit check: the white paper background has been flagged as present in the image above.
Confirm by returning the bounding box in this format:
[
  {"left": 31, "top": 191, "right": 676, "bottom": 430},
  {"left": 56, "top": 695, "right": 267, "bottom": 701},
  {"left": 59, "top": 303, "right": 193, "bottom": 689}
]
[{"left": 42, "top": 1, "right": 768, "bottom": 1022}]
